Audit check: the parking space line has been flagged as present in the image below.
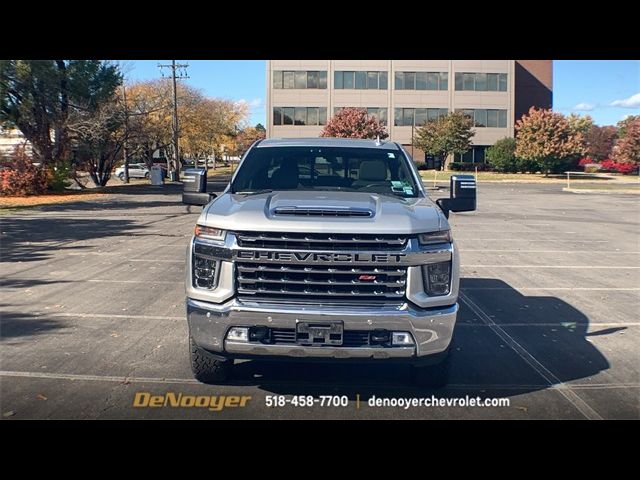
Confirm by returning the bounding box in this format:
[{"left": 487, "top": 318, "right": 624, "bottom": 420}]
[
  {"left": 456, "top": 322, "right": 640, "bottom": 327},
  {"left": 459, "top": 292, "right": 603, "bottom": 420}
]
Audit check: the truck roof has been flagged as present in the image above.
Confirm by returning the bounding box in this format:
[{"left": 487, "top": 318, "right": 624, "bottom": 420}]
[{"left": 256, "top": 137, "right": 401, "bottom": 150}]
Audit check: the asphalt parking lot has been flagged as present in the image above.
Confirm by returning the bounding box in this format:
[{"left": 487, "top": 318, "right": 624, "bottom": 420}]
[{"left": 1, "top": 179, "right": 638, "bottom": 419}]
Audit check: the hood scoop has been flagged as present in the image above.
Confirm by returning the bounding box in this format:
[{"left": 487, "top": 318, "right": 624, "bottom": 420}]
[{"left": 272, "top": 207, "right": 373, "bottom": 218}]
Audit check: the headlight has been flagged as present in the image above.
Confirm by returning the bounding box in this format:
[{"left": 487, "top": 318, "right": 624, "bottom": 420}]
[
  {"left": 418, "top": 230, "right": 452, "bottom": 245},
  {"left": 193, "top": 256, "right": 218, "bottom": 290},
  {"left": 422, "top": 262, "right": 451, "bottom": 296},
  {"left": 194, "top": 225, "right": 225, "bottom": 242}
]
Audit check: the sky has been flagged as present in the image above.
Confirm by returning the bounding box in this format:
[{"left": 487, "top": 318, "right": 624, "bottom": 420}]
[{"left": 122, "top": 60, "right": 640, "bottom": 127}]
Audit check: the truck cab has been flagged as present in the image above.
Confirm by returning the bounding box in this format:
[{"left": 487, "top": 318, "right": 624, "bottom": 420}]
[{"left": 183, "top": 137, "right": 476, "bottom": 386}]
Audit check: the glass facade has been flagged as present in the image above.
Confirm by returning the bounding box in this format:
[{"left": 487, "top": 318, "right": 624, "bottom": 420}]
[
  {"left": 273, "top": 71, "right": 328, "bottom": 89},
  {"left": 395, "top": 71, "right": 448, "bottom": 90},
  {"left": 334, "top": 71, "right": 388, "bottom": 90},
  {"left": 455, "top": 72, "right": 508, "bottom": 92},
  {"left": 455, "top": 146, "right": 489, "bottom": 163},
  {"left": 394, "top": 108, "right": 449, "bottom": 126},
  {"left": 273, "top": 107, "right": 328, "bottom": 126},
  {"left": 457, "top": 109, "right": 508, "bottom": 128}
]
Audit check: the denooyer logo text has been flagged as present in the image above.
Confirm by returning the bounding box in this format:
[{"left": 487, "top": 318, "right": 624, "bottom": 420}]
[{"left": 133, "top": 392, "right": 252, "bottom": 411}]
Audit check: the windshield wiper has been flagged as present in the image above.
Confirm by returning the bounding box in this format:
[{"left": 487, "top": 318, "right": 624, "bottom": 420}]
[{"left": 233, "top": 189, "right": 273, "bottom": 195}]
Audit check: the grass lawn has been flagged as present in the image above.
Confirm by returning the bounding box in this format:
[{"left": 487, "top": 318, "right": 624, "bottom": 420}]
[
  {"left": 207, "top": 165, "right": 235, "bottom": 177},
  {"left": 419, "top": 170, "right": 639, "bottom": 184}
]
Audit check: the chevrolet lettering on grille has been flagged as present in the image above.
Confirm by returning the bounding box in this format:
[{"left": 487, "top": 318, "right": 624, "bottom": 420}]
[{"left": 235, "top": 251, "right": 406, "bottom": 263}]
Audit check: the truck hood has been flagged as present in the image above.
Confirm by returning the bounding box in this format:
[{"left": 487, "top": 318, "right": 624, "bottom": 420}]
[{"left": 199, "top": 191, "right": 448, "bottom": 234}]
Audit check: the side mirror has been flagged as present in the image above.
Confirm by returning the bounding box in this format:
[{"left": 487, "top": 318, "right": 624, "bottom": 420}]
[
  {"left": 182, "top": 191, "right": 216, "bottom": 206},
  {"left": 182, "top": 167, "right": 216, "bottom": 206},
  {"left": 437, "top": 174, "right": 476, "bottom": 218}
]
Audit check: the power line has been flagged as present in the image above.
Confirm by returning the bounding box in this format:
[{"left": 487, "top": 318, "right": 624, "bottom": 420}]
[{"left": 158, "top": 60, "right": 189, "bottom": 180}]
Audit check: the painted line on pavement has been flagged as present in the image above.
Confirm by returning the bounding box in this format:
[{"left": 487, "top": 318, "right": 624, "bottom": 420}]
[{"left": 459, "top": 292, "right": 603, "bottom": 420}]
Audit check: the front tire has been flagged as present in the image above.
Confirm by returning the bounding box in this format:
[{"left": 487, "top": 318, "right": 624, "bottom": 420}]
[
  {"left": 412, "top": 350, "right": 451, "bottom": 389},
  {"left": 189, "top": 336, "right": 232, "bottom": 383},
  {"left": 117, "top": 173, "right": 125, "bottom": 181}
]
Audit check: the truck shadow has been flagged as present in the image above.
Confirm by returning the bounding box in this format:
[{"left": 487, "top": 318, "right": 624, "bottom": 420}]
[{"left": 230, "top": 277, "right": 610, "bottom": 400}]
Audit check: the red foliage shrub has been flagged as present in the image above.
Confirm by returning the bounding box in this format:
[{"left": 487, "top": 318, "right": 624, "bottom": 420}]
[
  {"left": 0, "top": 146, "right": 49, "bottom": 196},
  {"left": 600, "top": 159, "right": 638, "bottom": 174}
]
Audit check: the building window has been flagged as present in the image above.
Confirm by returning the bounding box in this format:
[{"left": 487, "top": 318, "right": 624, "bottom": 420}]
[
  {"left": 273, "top": 71, "right": 283, "bottom": 89},
  {"left": 294, "top": 107, "right": 307, "bottom": 125},
  {"left": 343, "top": 71, "right": 355, "bottom": 89},
  {"left": 498, "top": 109, "right": 507, "bottom": 128},
  {"left": 307, "top": 71, "right": 318, "bottom": 89},
  {"left": 283, "top": 71, "right": 294, "bottom": 89},
  {"left": 283, "top": 107, "right": 294, "bottom": 125},
  {"left": 487, "top": 109, "right": 498, "bottom": 128},
  {"left": 273, "top": 71, "right": 328, "bottom": 89},
  {"left": 455, "top": 72, "right": 508, "bottom": 92},
  {"left": 334, "top": 107, "right": 388, "bottom": 126},
  {"left": 474, "top": 109, "right": 487, "bottom": 127},
  {"left": 455, "top": 146, "right": 489, "bottom": 163},
  {"left": 319, "top": 71, "right": 327, "bottom": 89},
  {"left": 273, "top": 107, "right": 282, "bottom": 125},
  {"left": 334, "top": 71, "right": 387, "bottom": 90},
  {"left": 367, "top": 71, "right": 378, "bottom": 89},
  {"left": 273, "top": 107, "right": 328, "bottom": 126},
  {"left": 395, "top": 72, "right": 448, "bottom": 90},
  {"left": 394, "top": 108, "right": 448, "bottom": 126}
]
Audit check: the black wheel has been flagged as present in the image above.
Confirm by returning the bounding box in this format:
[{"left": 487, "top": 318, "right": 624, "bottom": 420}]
[
  {"left": 412, "top": 350, "right": 451, "bottom": 389},
  {"left": 144, "top": 172, "right": 150, "bottom": 179},
  {"left": 118, "top": 173, "right": 125, "bottom": 181},
  {"left": 189, "top": 336, "right": 232, "bottom": 383}
]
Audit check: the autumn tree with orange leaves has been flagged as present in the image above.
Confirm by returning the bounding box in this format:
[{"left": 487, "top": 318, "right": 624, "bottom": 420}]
[{"left": 515, "top": 107, "right": 587, "bottom": 175}]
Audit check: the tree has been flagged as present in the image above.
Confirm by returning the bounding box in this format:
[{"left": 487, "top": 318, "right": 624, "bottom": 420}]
[
  {"left": 255, "top": 123, "right": 266, "bottom": 132},
  {"left": 617, "top": 115, "right": 639, "bottom": 138},
  {"left": 413, "top": 112, "right": 474, "bottom": 169},
  {"left": 69, "top": 93, "right": 127, "bottom": 186},
  {"left": 0, "top": 60, "right": 121, "bottom": 167},
  {"left": 320, "top": 107, "right": 388, "bottom": 139},
  {"left": 234, "top": 126, "right": 266, "bottom": 158},
  {"left": 611, "top": 116, "right": 640, "bottom": 166},
  {"left": 567, "top": 113, "right": 594, "bottom": 137},
  {"left": 585, "top": 124, "right": 617, "bottom": 161},
  {"left": 515, "top": 107, "right": 586, "bottom": 175},
  {"left": 486, "top": 137, "right": 517, "bottom": 172}
]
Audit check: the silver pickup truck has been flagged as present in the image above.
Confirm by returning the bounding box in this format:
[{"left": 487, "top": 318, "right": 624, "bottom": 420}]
[{"left": 182, "top": 137, "right": 476, "bottom": 386}]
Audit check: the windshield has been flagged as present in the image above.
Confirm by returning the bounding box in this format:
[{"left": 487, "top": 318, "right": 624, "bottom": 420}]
[{"left": 231, "top": 146, "right": 421, "bottom": 198}]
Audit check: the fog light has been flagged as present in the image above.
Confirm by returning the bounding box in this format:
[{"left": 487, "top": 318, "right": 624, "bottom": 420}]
[
  {"left": 227, "top": 327, "right": 249, "bottom": 342},
  {"left": 422, "top": 262, "right": 451, "bottom": 296},
  {"left": 391, "top": 332, "right": 414, "bottom": 346}
]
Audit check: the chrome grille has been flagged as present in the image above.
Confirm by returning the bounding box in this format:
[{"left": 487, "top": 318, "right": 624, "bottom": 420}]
[
  {"left": 235, "top": 231, "right": 407, "bottom": 251},
  {"left": 236, "top": 263, "right": 407, "bottom": 300}
]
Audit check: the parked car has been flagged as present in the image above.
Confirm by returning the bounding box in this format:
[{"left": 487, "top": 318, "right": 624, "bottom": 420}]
[{"left": 114, "top": 163, "right": 149, "bottom": 180}]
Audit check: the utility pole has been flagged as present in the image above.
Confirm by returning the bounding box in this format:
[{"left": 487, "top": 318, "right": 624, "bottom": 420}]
[
  {"left": 158, "top": 60, "right": 189, "bottom": 181},
  {"left": 121, "top": 84, "right": 130, "bottom": 184}
]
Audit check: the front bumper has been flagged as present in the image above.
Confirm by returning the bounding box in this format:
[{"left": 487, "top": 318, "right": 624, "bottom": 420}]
[{"left": 187, "top": 297, "right": 458, "bottom": 363}]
